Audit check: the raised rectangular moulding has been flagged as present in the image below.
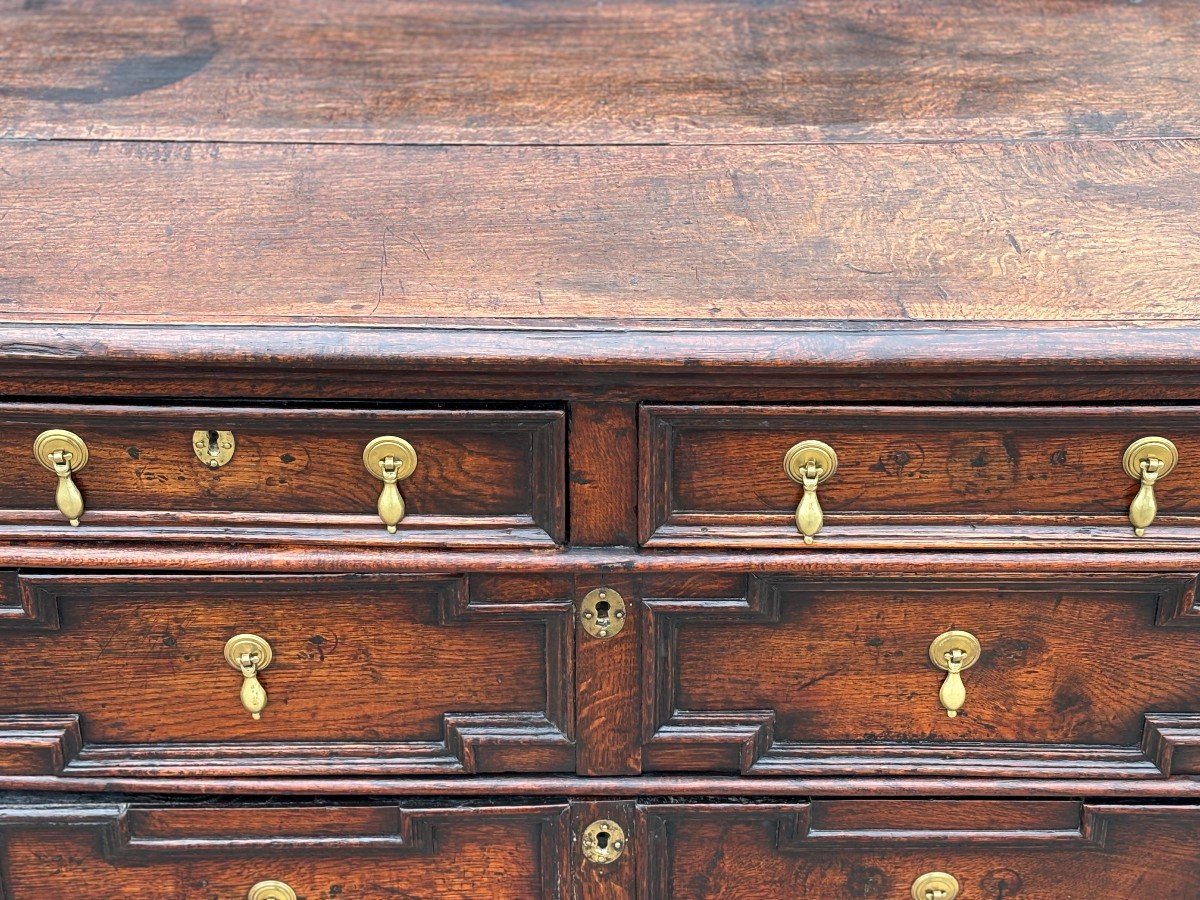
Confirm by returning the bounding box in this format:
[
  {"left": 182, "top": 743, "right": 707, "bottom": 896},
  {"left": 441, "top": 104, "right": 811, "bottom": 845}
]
[
  {"left": 0, "top": 572, "right": 574, "bottom": 777},
  {"left": 0, "top": 801, "right": 570, "bottom": 899},
  {"left": 642, "top": 404, "right": 1200, "bottom": 550},
  {"left": 642, "top": 800, "right": 1200, "bottom": 899},
  {"left": 639, "top": 572, "right": 1200, "bottom": 779},
  {"left": 3, "top": 402, "right": 564, "bottom": 547}
]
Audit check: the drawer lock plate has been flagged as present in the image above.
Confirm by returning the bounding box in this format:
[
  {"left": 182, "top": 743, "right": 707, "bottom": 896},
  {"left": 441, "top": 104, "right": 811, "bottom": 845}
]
[
  {"left": 581, "top": 819, "right": 626, "bottom": 864},
  {"left": 580, "top": 587, "right": 626, "bottom": 639}
]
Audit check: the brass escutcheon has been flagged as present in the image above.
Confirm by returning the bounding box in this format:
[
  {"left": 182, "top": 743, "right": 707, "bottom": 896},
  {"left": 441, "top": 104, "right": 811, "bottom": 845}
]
[
  {"left": 581, "top": 819, "right": 627, "bottom": 864},
  {"left": 911, "top": 871, "right": 960, "bottom": 900},
  {"left": 363, "top": 436, "right": 418, "bottom": 533},
  {"left": 34, "top": 429, "right": 89, "bottom": 526},
  {"left": 1123, "top": 436, "right": 1178, "bottom": 537},
  {"left": 224, "top": 634, "right": 273, "bottom": 721},
  {"left": 580, "top": 587, "right": 626, "bottom": 639},
  {"left": 247, "top": 881, "right": 297, "bottom": 900},
  {"left": 784, "top": 440, "right": 838, "bottom": 545},
  {"left": 928, "top": 630, "right": 981, "bottom": 719},
  {"left": 193, "top": 429, "right": 236, "bottom": 468}
]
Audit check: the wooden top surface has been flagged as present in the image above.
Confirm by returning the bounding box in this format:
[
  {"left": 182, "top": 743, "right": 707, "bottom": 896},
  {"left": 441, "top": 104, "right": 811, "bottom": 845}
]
[
  {"left": 0, "top": 0, "right": 1198, "bottom": 335},
  {"left": 2, "top": 0, "right": 1198, "bottom": 145}
]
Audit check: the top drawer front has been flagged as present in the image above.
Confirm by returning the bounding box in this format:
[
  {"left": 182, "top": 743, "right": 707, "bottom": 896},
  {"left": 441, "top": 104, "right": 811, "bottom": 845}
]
[
  {"left": 642, "top": 404, "right": 1200, "bottom": 549},
  {"left": 0, "top": 403, "right": 564, "bottom": 546}
]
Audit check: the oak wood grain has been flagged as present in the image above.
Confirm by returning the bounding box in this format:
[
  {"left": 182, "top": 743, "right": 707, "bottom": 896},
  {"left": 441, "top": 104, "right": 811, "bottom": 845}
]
[
  {"left": 2, "top": 0, "right": 1198, "bottom": 145},
  {"left": 2, "top": 140, "right": 1199, "bottom": 326}
]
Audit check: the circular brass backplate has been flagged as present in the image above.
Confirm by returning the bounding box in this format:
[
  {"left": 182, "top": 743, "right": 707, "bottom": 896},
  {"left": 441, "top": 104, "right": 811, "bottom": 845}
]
[
  {"left": 363, "top": 436, "right": 418, "bottom": 480},
  {"left": 247, "top": 881, "right": 296, "bottom": 900},
  {"left": 784, "top": 440, "right": 838, "bottom": 484},
  {"left": 1123, "top": 436, "right": 1178, "bottom": 481},
  {"left": 911, "top": 871, "right": 960, "bottom": 900},
  {"left": 928, "top": 630, "right": 981, "bottom": 672},
  {"left": 224, "top": 634, "right": 273, "bottom": 671},
  {"left": 580, "top": 587, "right": 626, "bottom": 639},
  {"left": 33, "top": 429, "right": 89, "bottom": 473},
  {"left": 581, "top": 819, "right": 627, "bottom": 865}
]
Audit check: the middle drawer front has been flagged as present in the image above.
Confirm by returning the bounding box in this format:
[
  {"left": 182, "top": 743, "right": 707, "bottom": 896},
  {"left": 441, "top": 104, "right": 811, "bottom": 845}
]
[
  {"left": 0, "top": 573, "right": 574, "bottom": 776},
  {"left": 639, "top": 571, "right": 1200, "bottom": 779}
]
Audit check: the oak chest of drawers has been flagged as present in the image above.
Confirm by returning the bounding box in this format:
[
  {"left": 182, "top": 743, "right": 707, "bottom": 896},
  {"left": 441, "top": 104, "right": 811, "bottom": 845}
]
[{"left": 3, "top": 1, "right": 1200, "bottom": 897}]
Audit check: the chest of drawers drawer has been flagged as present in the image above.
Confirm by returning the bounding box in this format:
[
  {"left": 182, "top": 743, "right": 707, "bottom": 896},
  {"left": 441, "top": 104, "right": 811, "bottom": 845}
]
[
  {"left": 0, "top": 801, "right": 568, "bottom": 899},
  {"left": 0, "top": 403, "right": 565, "bottom": 547},
  {"left": 0, "top": 573, "right": 574, "bottom": 777},
  {"left": 2, "top": 799, "right": 1197, "bottom": 899},
  {"left": 642, "top": 405, "right": 1200, "bottom": 550},
  {"left": 639, "top": 571, "right": 1200, "bottom": 779},
  {"left": 645, "top": 800, "right": 1200, "bottom": 899}
]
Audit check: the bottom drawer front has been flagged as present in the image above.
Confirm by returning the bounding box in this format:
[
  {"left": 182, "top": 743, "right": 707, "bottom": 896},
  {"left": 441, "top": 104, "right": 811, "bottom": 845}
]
[
  {"left": 647, "top": 801, "right": 1200, "bottom": 899},
  {"left": 0, "top": 803, "right": 566, "bottom": 899}
]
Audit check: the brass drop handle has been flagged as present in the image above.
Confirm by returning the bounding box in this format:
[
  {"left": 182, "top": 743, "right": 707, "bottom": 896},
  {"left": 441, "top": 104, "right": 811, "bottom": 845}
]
[
  {"left": 224, "top": 634, "right": 273, "bottom": 720},
  {"left": 783, "top": 440, "right": 838, "bottom": 545},
  {"left": 912, "top": 872, "right": 960, "bottom": 900},
  {"left": 928, "top": 630, "right": 981, "bottom": 718},
  {"left": 363, "top": 436, "right": 418, "bottom": 533},
  {"left": 1123, "top": 437, "right": 1178, "bottom": 536},
  {"left": 248, "top": 881, "right": 296, "bottom": 900},
  {"left": 33, "top": 430, "right": 90, "bottom": 526}
]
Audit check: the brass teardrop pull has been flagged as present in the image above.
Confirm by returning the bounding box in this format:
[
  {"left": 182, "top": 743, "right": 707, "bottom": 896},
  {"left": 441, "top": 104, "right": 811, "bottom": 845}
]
[
  {"left": 928, "top": 630, "right": 981, "bottom": 718},
  {"left": 784, "top": 440, "right": 838, "bottom": 544},
  {"left": 363, "top": 436, "right": 418, "bottom": 533},
  {"left": 1123, "top": 437, "right": 1178, "bottom": 536},
  {"left": 912, "top": 872, "right": 960, "bottom": 900},
  {"left": 248, "top": 881, "right": 296, "bottom": 900},
  {"left": 224, "top": 634, "right": 273, "bottom": 720},
  {"left": 33, "top": 429, "right": 89, "bottom": 526}
]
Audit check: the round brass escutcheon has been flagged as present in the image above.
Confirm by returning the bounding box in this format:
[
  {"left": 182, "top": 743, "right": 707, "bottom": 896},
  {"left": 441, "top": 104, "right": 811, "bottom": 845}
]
[
  {"left": 363, "top": 436, "right": 418, "bottom": 481},
  {"left": 224, "top": 633, "right": 273, "bottom": 672},
  {"left": 580, "top": 587, "right": 626, "bottom": 639},
  {"left": 34, "top": 429, "right": 89, "bottom": 473},
  {"left": 581, "top": 819, "right": 627, "bottom": 865},
  {"left": 784, "top": 440, "right": 838, "bottom": 485},
  {"left": 247, "top": 881, "right": 297, "bottom": 900},
  {"left": 1123, "top": 436, "right": 1178, "bottom": 481},
  {"left": 911, "top": 871, "right": 960, "bottom": 900},
  {"left": 928, "top": 630, "right": 981, "bottom": 672}
]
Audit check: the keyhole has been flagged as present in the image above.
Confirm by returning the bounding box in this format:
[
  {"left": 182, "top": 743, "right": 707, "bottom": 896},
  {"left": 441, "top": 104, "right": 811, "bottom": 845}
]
[
  {"left": 206, "top": 430, "right": 221, "bottom": 458},
  {"left": 595, "top": 830, "right": 610, "bottom": 850},
  {"left": 594, "top": 599, "right": 611, "bottom": 622}
]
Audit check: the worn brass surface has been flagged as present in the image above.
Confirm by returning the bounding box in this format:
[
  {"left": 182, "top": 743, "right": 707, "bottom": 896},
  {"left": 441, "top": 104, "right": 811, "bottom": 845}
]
[
  {"left": 193, "top": 429, "right": 236, "bottom": 468},
  {"left": 33, "top": 429, "right": 89, "bottom": 526},
  {"left": 247, "top": 881, "right": 297, "bottom": 900},
  {"left": 580, "top": 587, "right": 626, "bottom": 639},
  {"left": 224, "top": 633, "right": 273, "bottom": 721},
  {"left": 581, "top": 819, "right": 626, "bottom": 864},
  {"left": 784, "top": 440, "right": 837, "bottom": 545},
  {"left": 911, "top": 872, "right": 960, "bottom": 900},
  {"left": 928, "top": 630, "right": 981, "bottom": 719},
  {"left": 363, "top": 436, "right": 418, "bottom": 533},
  {"left": 1123, "top": 436, "right": 1178, "bottom": 537}
]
